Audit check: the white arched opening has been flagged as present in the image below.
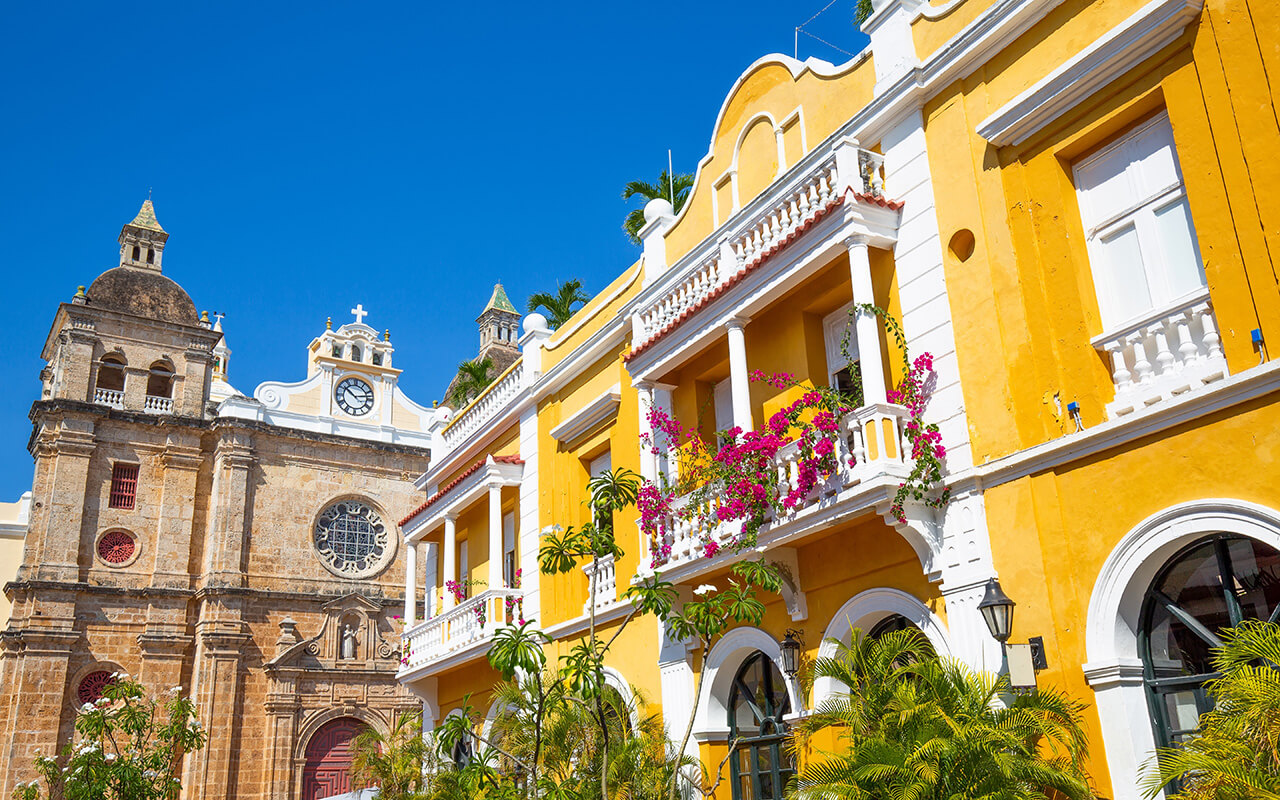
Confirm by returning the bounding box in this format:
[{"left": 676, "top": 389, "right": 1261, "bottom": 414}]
[
  {"left": 602, "top": 666, "right": 642, "bottom": 733},
  {"left": 1083, "top": 498, "right": 1280, "bottom": 800},
  {"left": 692, "top": 626, "right": 798, "bottom": 744},
  {"left": 813, "top": 587, "right": 953, "bottom": 705}
]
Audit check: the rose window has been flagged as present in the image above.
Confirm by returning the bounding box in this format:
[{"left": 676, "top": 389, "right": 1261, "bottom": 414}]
[
  {"left": 77, "top": 671, "right": 116, "bottom": 705},
  {"left": 314, "top": 500, "right": 392, "bottom": 578},
  {"left": 97, "top": 531, "right": 135, "bottom": 565}
]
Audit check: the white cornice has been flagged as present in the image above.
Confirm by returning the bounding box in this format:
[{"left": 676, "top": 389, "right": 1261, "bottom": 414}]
[
  {"left": 977, "top": 0, "right": 1204, "bottom": 146},
  {"left": 548, "top": 386, "right": 621, "bottom": 447},
  {"left": 540, "top": 600, "right": 635, "bottom": 641},
  {"left": 965, "top": 360, "right": 1280, "bottom": 490}
]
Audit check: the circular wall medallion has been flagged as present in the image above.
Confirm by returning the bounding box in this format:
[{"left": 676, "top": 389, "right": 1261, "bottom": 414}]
[
  {"left": 314, "top": 500, "right": 394, "bottom": 578},
  {"left": 334, "top": 377, "right": 375, "bottom": 417},
  {"left": 77, "top": 670, "right": 116, "bottom": 705},
  {"left": 96, "top": 530, "right": 138, "bottom": 567}
]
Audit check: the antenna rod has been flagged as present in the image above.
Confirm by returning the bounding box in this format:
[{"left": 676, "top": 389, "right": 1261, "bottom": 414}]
[{"left": 795, "top": 27, "right": 799, "bottom": 59}]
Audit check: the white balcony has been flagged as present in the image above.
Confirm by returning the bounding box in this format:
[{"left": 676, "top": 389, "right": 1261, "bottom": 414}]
[
  {"left": 581, "top": 554, "right": 618, "bottom": 613},
  {"left": 441, "top": 361, "right": 527, "bottom": 452},
  {"left": 641, "top": 403, "right": 912, "bottom": 580},
  {"left": 93, "top": 388, "right": 124, "bottom": 409},
  {"left": 399, "top": 587, "right": 524, "bottom": 675},
  {"left": 1092, "top": 288, "right": 1227, "bottom": 417},
  {"left": 627, "top": 138, "right": 898, "bottom": 374},
  {"left": 143, "top": 394, "right": 174, "bottom": 414}
]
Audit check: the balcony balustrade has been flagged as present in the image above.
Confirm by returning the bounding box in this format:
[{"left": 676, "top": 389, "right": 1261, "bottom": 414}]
[
  {"left": 93, "top": 388, "right": 125, "bottom": 409},
  {"left": 632, "top": 146, "right": 887, "bottom": 355},
  {"left": 641, "top": 403, "right": 911, "bottom": 575},
  {"left": 581, "top": 553, "right": 618, "bottom": 613},
  {"left": 1092, "top": 288, "right": 1228, "bottom": 417},
  {"left": 142, "top": 395, "right": 174, "bottom": 414},
  {"left": 400, "top": 587, "right": 524, "bottom": 672},
  {"left": 442, "top": 362, "right": 526, "bottom": 451}
]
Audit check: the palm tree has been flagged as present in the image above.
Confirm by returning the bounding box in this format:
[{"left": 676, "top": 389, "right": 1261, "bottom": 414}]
[
  {"left": 527, "top": 279, "right": 589, "bottom": 330},
  {"left": 351, "top": 712, "right": 429, "bottom": 800},
  {"left": 792, "top": 627, "right": 1094, "bottom": 800},
  {"left": 1142, "top": 619, "right": 1280, "bottom": 799},
  {"left": 622, "top": 170, "right": 694, "bottom": 244},
  {"left": 447, "top": 356, "right": 494, "bottom": 408}
]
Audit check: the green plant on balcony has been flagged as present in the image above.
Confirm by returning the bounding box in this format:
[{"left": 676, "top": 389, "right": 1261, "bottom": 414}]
[
  {"left": 526, "top": 279, "right": 589, "bottom": 330},
  {"left": 622, "top": 170, "right": 694, "bottom": 244}
]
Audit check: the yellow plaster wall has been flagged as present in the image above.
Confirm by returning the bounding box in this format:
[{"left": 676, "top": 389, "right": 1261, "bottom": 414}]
[
  {"left": 662, "top": 59, "right": 876, "bottom": 264},
  {"left": 927, "top": 0, "right": 1280, "bottom": 463},
  {"left": 0, "top": 536, "right": 22, "bottom": 625}
]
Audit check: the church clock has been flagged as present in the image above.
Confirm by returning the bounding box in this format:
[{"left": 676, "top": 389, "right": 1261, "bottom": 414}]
[{"left": 335, "top": 376, "right": 375, "bottom": 416}]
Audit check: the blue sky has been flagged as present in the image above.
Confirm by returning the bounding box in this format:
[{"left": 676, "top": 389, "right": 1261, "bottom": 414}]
[{"left": 0, "top": 2, "right": 869, "bottom": 498}]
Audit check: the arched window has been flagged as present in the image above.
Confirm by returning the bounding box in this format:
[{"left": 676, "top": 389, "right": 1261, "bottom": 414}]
[
  {"left": 868, "top": 613, "right": 915, "bottom": 639},
  {"left": 131, "top": 245, "right": 141, "bottom": 261},
  {"left": 146, "top": 361, "right": 174, "bottom": 399},
  {"left": 96, "top": 355, "right": 126, "bottom": 392},
  {"left": 301, "top": 717, "right": 367, "bottom": 800},
  {"left": 728, "top": 651, "right": 794, "bottom": 800},
  {"left": 1140, "top": 534, "right": 1280, "bottom": 749},
  {"left": 351, "top": 346, "right": 362, "bottom": 363},
  {"left": 146, "top": 248, "right": 155, "bottom": 264}
]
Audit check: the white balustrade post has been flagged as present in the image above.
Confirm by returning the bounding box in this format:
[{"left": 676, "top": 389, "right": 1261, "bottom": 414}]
[
  {"left": 844, "top": 236, "right": 888, "bottom": 405},
  {"left": 443, "top": 515, "right": 458, "bottom": 609},
  {"left": 404, "top": 537, "right": 417, "bottom": 629},
  {"left": 488, "top": 483, "right": 504, "bottom": 591},
  {"left": 636, "top": 381, "right": 657, "bottom": 484},
  {"left": 725, "top": 318, "right": 753, "bottom": 433}
]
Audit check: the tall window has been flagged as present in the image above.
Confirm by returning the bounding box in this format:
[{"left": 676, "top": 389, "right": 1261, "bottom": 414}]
[
  {"left": 1074, "top": 112, "right": 1205, "bottom": 330},
  {"left": 108, "top": 463, "right": 139, "bottom": 510},
  {"left": 1140, "top": 534, "right": 1280, "bottom": 749},
  {"left": 728, "top": 652, "right": 795, "bottom": 800},
  {"left": 823, "top": 304, "right": 861, "bottom": 401}
]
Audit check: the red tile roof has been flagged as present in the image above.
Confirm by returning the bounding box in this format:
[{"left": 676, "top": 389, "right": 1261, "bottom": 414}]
[
  {"left": 399, "top": 454, "right": 524, "bottom": 527},
  {"left": 626, "top": 188, "right": 901, "bottom": 363}
]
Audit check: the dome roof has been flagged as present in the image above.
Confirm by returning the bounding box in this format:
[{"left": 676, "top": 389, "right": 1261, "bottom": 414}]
[{"left": 85, "top": 266, "right": 199, "bottom": 326}]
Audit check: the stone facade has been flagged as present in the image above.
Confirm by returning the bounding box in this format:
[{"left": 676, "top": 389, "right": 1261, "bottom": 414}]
[{"left": 0, "top": 203, "right": 432, "bottom": 800}]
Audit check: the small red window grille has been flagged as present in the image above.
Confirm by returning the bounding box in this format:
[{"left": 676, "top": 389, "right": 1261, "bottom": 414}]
[
  {"left": 108, "top": 463, "right": 138, "bottom": 510},
  {"left": 98, "top": 531, "right": 135, "bottom": 564},
  {"left": 77, "top": 670, "right": 116, "bottom": 705}
]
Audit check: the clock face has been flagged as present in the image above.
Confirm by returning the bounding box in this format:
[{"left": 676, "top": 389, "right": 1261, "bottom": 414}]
[{"left": 335, "top": 376, "right": 375, "bottom": 416}]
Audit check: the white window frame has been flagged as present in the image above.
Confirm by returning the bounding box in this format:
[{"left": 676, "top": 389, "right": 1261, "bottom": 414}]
[
  {"left": 822, "top": 303, "right": 859, "bottom": 390},
  {"left": 1073, "top": 112, "right": 1205, "bottom": 333}
]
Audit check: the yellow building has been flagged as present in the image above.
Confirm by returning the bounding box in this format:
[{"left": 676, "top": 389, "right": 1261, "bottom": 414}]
[
  {"left": 396, "top": 0, "right": 1280, "bottom": 797},
  {"left": 0, "top": 493, "right": 31, "bottom": 626}
]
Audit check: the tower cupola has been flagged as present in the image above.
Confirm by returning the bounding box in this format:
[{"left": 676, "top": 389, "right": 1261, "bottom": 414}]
[
  {"left": 118, "top": 198, "right": 168, "bottom": 271},
  {"left": 477, "top": 283, "right": 521, "bottom": 352}
]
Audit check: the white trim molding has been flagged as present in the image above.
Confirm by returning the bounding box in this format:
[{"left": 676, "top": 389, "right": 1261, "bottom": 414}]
[
  {"left": 1083, "top": 498, "right": 1280, "bottom": 800},
  {"left": 813, "top": 588, "right": 953, "bottom": 704},
  {"left": 548, "top": 385, "right": 621, "bottom": 447},
  {"left": 977, "top": 0, "right": 1204, "bottom": 146},
  {"left": 691, "top": 626, "right": 800, "bottom": 744}
]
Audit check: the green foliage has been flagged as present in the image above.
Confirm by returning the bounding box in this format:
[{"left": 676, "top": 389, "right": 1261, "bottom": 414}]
[
  {"left": 1142, "top": 620, "right": 1280, "bottom": 799},
  {"left": 792, "top": 628, "right": 1095, "bottom": 800},
  {"left": 351, "top": 712, "right": 431, "bottom": 800},
  {"left": 447, "top": 356, "right": 495, "bottom": 408},
  {"left": 855, "top": 0, "right": 874, "bottom": 24},
  {"left": 538, "top": 468, "right": 641, "bottom": 576},
  {"left": 429, "top": 673, "right": 693, "bottom": 800},
  {"left": 621, "top": 171, "right": 695, "bottom": 244},
  {"left": 12, "top": 675, "right": 205, "bottom": 800},
  {"left": 527, "top": 279, "right": 590, "bottom": 330},
  {"left": 489, "top": 620, "right": 551, "bottom": 679}
]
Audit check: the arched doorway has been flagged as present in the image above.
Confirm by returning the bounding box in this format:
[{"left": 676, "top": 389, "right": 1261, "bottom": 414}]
[
  {"left": 1140, "top": 534, "right": 1280, "bottom": 749},
  {"left": 302, "top": 717, "right": 367, "bottom": 800},
  {"left": 728, "top": 651, "right": 794, "bottom": 800}
]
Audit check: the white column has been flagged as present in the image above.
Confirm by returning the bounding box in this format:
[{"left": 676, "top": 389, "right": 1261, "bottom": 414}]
[
  {"left": 636, "top": 381, "right": 656, "bottom": 484},
  {"left": 488, "top": 483, "right": 504, "bottom": 590},
  {"left": 845, "top": 236, "right": 888, "bottom": 405},
  {"left": 725, "top": 318, "right": 753, "bottom": 433},
  {"left": 443, "top": 515, "right": 457, "bottom": 609},
  {"left": 403, "top": 537, "right": 417, "bottom": 628}
]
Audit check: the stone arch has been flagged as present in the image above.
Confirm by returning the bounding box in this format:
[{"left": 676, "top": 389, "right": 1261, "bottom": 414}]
[
  {"left": 1083, "top": 498, "right": 1280, "bottom": 800},
  {"left": 299, "top": 715, "right": 372, "bottom": 800},
  {"left": 813, "top": 587, "right": 953, "bottom": 705},
  {"left": 293, "top": 707, "right": 387, "bottom": 761},
  {"left": 692, "top": 626, "right": 798, "bottom": 743},
  {"left": 145, "top": 358, "right": 175, "bottom": 398}
]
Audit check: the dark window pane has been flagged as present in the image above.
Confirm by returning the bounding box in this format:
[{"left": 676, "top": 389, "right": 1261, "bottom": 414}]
[{"left": 1228, "top": 538, "right": 1280, "bottom": 623}]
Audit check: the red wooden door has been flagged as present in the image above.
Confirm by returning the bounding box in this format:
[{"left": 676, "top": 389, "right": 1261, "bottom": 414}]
[{"left": 302, "top": 718, "right": 366, "bottom": 800}]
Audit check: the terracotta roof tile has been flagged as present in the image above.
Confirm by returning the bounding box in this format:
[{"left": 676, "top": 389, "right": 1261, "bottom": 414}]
[{"left": 399, "top": 455, "right": 524, "bottom": 527}]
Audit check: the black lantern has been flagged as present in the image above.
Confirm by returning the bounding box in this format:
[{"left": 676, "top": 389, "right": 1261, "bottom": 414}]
[
  {"left": 978, "top": 578, "right": 1015, "bottom": 643},
  {"left": 780, "top": 630, "right": 802, "bottom": 676}
]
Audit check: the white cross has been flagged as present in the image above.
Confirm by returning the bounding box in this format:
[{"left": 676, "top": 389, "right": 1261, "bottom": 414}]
[{"left": 350, "top": 303, "right": 368, "bottom": 325}]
